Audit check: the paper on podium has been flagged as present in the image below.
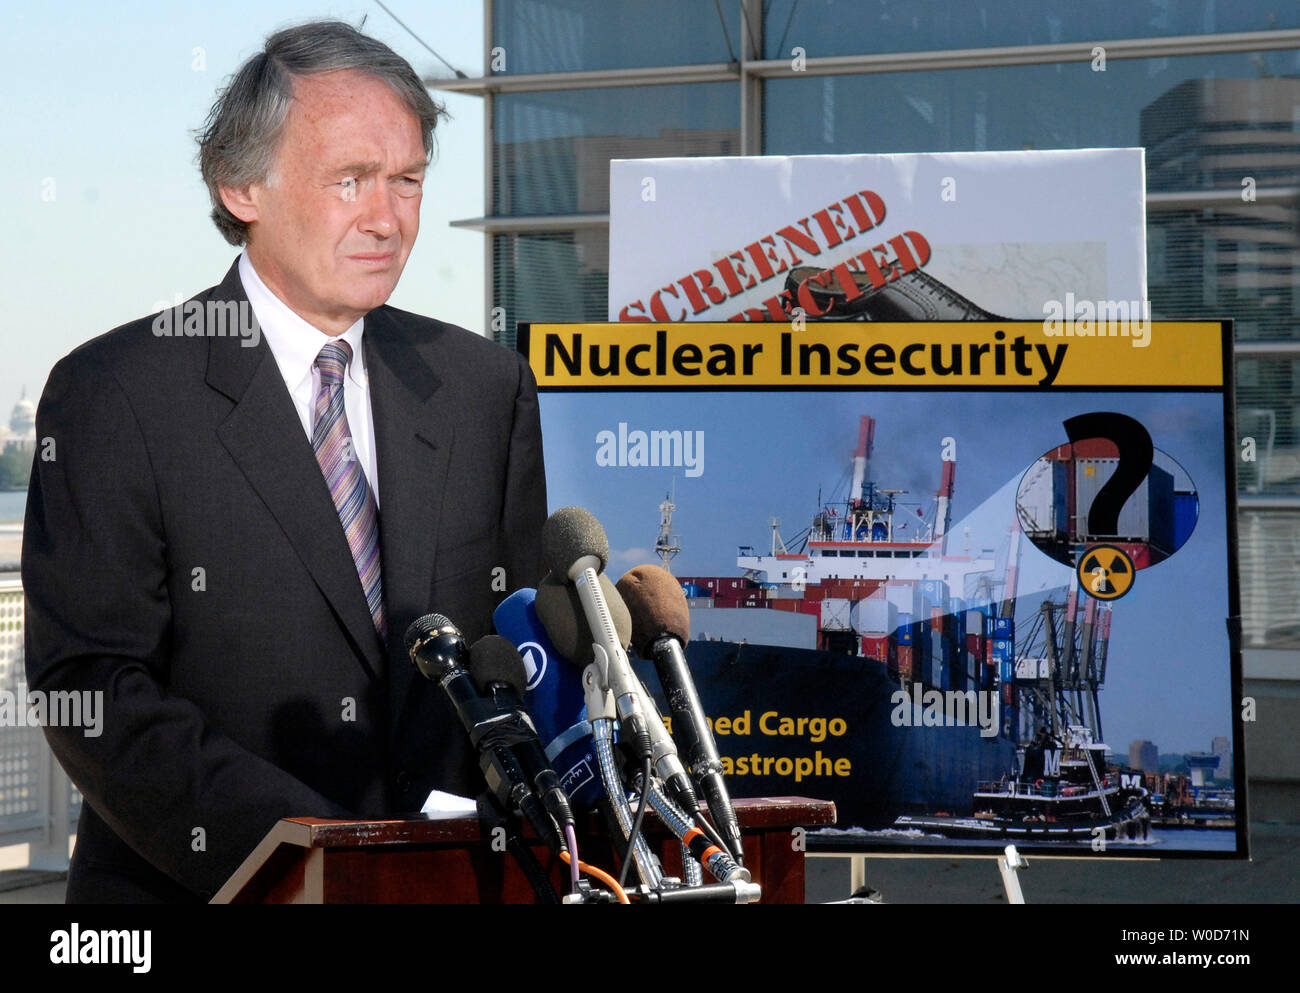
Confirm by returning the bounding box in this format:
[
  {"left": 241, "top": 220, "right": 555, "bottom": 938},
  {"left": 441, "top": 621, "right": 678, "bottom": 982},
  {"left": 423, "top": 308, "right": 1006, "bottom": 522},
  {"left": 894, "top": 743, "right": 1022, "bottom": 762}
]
[{"left": 421, "top": 790, "right": 477, "bottom": 815}]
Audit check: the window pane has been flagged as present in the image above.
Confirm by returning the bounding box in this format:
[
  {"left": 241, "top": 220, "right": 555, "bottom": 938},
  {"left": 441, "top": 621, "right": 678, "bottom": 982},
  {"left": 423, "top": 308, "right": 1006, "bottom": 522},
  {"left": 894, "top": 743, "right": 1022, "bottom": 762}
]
[
  {"left": 494, "top": 84, "right": 739, "bottom": 215},
  {"left": 1151, "top": 206, "right": 1298, "bottom": 346},
  {"left": 492, "top": 229, "right": 609, "bottom": 350},
  {"left": 763, "top": 49, "right": 1300, "bottom": 156},
  {"left": 494, "top": 0, "right": 742, "bottom": 73},
  {"left": 1239, "top": 509, "right": 1300, "bottom": 647},
  {"left": 1236, "top": 357, "right": 1300, "bottom": 496},
  {"left": 763, "top": 1, "right": 1300, "bottom": 60}
]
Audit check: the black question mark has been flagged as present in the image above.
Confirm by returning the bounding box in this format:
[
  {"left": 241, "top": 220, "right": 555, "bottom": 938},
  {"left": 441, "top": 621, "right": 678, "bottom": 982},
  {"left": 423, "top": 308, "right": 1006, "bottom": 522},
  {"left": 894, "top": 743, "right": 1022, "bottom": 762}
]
[{"left": 1064, "top": 412, "right": 1153, "bottom": 537}]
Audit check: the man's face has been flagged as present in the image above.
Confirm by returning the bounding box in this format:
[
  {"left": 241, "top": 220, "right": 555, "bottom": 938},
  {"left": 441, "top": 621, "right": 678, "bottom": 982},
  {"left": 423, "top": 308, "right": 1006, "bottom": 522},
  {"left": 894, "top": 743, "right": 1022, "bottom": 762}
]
[{"left": 226, "top": 69, "right": 427, "bottom": 334}]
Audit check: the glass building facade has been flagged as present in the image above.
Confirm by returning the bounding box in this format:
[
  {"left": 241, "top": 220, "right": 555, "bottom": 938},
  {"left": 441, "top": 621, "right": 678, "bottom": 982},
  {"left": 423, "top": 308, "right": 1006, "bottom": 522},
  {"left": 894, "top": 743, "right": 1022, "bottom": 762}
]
[{"left": 438, "top": 1, "right": 1300, "bottom": 669}]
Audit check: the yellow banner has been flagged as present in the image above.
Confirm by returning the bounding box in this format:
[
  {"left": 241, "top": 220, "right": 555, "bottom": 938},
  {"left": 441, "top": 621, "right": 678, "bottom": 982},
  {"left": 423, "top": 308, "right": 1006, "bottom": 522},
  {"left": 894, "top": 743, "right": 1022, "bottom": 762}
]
[{"left": 524, "top": 321, "right": 1225, "bottom": 389}]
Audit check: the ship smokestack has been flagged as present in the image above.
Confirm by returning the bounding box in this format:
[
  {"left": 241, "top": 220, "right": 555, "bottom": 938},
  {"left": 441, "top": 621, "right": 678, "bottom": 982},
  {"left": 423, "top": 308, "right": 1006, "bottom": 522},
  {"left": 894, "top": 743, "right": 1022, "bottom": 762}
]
[
  {"left": 935, "top": 457, "right": 956, "bottom": 551},
  {"left": 850, "top": 416, "right": 875, "bottom": 506}
]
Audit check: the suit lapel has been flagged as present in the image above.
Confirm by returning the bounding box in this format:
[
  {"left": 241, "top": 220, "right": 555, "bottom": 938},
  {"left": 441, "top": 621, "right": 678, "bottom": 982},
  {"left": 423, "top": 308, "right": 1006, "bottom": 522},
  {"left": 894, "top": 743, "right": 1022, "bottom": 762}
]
[
  {"left": 204, "top": 261, "right": 388, "bottom": 680},
  {"left": 363, "top": 306, "right": 454, "bottom": 729}
]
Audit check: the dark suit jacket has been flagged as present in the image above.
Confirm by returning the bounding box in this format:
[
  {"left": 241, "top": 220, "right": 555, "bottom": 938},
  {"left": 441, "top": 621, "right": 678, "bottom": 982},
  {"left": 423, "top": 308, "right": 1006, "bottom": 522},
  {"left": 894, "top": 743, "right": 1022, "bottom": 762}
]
[{"left": 22, "top": 260, "right": 546, "bottom": 902}]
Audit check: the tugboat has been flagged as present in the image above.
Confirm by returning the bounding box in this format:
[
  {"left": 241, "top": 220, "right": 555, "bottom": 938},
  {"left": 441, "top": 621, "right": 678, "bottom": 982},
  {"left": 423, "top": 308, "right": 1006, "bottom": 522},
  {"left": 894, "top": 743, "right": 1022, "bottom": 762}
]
[
  {"left": 895, "top": 724, "right": 1151, "bottom": 841},
  {"left": 889, "top": 578, "right": 1156, "bottom": 841}
]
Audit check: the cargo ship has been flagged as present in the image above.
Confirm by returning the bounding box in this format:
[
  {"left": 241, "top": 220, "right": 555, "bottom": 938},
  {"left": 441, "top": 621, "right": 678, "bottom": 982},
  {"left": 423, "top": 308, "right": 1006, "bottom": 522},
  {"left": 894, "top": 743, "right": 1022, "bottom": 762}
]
[
  {"left": 656, "top": 415, "right": 1024, "bottom": 830},
  {"left": 645, "top": 414, "right": 1187, "bottom": 839}
]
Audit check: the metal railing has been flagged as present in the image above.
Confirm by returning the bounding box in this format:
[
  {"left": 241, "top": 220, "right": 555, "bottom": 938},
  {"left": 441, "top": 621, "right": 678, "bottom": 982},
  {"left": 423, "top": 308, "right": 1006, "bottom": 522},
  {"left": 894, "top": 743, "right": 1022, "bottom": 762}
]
[{"left": 0, "top": 578, "right": 76, "bottom": 869}]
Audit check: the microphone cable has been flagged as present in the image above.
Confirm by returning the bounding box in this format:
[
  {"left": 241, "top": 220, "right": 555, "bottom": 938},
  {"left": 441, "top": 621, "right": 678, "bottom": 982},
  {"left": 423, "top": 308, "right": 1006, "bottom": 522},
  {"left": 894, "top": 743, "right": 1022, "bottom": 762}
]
[{"left": 618, "top": 755, "right": 654, "bottom": 890}]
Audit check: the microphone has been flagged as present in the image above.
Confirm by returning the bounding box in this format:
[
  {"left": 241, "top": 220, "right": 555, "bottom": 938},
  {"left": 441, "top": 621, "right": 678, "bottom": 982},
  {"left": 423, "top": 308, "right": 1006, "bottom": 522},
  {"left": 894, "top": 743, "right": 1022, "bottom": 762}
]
[
  {"left": 541, "top": 507, "right": 653, "bottom": 762},
  {"left": 469, "top": 635, "right": 576, "bottom": 839},
  {"left": 535, "top": 569, "right": 692, "bottom": 799},
  {"left": 494, "top": 586, "right": 604, "bottom": 808},
  {"left": 534, "top": 570, "right": 632, "bottom": 667},
  {"left": 404, "top": 614, "right": 561, "bottom": 852},
  {"left": 540, "top": 510, "right": 699, "bottom": 821},
  {"left": 618, "top": 564, "right": 745, "bottom": 865}
]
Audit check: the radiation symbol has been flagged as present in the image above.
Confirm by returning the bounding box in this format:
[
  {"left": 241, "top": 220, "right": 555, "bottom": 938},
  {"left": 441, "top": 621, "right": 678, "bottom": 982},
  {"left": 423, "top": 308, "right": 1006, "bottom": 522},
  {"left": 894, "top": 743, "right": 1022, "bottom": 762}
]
[{"left": 1077, "top": 544, "right": 1135, "bottom": 601}]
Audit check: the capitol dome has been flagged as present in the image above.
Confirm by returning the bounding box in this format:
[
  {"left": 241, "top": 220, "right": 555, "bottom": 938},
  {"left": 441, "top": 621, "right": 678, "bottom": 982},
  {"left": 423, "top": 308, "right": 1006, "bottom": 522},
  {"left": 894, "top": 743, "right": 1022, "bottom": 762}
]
[{"left": 7, "top": 389, "right": 36, "bottom": 444}]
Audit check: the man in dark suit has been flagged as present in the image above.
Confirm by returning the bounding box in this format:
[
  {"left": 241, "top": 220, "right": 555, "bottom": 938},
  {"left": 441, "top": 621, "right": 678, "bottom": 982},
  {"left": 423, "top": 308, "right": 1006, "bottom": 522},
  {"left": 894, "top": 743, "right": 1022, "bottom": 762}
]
[{"left": 22, "top": 21, "right": 546, "bottom": 902}]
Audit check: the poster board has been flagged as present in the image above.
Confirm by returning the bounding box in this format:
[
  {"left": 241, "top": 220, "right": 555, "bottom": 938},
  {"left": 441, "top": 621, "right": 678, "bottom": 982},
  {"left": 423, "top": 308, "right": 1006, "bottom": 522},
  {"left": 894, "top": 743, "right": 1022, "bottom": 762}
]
[
  {"left": 608, "top": 149, "right": 1148, "bottom": 326},
  {"left": 520, "top": 318, "right": 1245, "bottom": 857}
]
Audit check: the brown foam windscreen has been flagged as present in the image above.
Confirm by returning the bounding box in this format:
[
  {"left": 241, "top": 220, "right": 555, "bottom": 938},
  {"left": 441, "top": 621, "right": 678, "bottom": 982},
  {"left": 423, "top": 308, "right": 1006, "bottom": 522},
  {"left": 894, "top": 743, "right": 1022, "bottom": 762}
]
[{"left": 615, "top": 564, "right": 691, "bottom": 659}]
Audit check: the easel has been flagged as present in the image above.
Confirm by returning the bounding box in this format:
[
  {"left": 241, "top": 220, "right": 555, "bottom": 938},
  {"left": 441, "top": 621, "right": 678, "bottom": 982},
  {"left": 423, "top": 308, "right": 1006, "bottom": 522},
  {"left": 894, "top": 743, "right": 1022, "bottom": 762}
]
[{"left": 819, "top": 844, "right": 1031, "bottom": 904}]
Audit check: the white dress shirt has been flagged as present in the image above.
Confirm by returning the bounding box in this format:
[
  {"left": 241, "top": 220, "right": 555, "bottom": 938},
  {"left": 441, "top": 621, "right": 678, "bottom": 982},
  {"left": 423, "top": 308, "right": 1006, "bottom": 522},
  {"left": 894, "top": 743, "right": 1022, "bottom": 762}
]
[{"left": 238, "top": 252, "right": 380, "bottom": 506}]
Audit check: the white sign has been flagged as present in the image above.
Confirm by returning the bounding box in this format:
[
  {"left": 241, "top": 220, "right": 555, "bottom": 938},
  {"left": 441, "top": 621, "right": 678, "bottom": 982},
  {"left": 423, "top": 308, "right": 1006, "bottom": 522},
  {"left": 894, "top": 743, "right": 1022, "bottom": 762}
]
[{"left": 609, "top": 149, "right": 1146, "bottom": 324}]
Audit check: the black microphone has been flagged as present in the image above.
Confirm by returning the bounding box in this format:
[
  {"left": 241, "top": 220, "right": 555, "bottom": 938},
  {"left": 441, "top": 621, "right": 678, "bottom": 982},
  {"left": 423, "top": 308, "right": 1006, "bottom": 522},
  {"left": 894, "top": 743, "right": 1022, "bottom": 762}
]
[
  {"left": 617, "top": 564, "right": 746, "bottom": 865},
  {"left": 469, "top": 635, "right": 576, "bottom": 838},
  {"left": 404, "top": 614, "right": 561, "bottom": 852}
]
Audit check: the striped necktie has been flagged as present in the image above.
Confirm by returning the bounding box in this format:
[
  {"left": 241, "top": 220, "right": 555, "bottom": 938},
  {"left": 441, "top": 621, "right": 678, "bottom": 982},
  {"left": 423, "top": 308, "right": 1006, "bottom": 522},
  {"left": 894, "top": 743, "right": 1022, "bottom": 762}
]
[{"left": 312, "top": 340, "right": 386, "bottom": 642}]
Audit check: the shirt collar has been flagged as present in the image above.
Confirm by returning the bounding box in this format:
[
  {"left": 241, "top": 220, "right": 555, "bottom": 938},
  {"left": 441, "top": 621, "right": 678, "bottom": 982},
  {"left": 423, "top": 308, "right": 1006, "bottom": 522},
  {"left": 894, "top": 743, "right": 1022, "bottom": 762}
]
[{"left": 238, "top": 252, "right": 368, "bottom": 393}]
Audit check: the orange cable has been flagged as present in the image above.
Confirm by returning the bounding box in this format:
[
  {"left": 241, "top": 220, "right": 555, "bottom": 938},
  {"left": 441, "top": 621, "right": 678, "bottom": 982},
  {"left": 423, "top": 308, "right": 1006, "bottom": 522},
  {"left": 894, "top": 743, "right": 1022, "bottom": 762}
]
[{"left": 559, "top": 849, "right": 630, "bottom": 905}]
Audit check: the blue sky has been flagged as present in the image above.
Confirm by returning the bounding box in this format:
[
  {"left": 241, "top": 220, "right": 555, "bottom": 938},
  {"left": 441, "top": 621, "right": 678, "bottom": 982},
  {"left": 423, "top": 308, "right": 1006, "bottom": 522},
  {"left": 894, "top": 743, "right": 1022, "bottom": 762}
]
[{"left": 1, "top": 1, "right": 486, "bottom": 409}]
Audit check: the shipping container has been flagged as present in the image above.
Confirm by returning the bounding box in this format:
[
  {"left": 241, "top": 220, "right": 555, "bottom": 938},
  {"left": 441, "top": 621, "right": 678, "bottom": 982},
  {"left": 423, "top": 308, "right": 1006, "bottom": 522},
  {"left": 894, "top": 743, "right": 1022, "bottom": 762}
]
[
  {"left": 1074, "top": 458, "right": 1175, "bottom": 548},
  {"left": 917, "top": 579, "right": 949, "bottom": 604},
  {"left": 1014, "top": 657, "right": 1051, "bottom": 680},
  {"left": 897, "top": 644, "right": 914, "bottom": 680},
  {"left": 965, "top": 632, "right": 983, "bottom": 660},
  {"left": 861, "top": 635, "right": 891, "bottom": 663},
  {"left": 985, "top": 616, "right": 1014, "bottom": 639},
  {"left": 1085, "top": 540, "right": 1164, "bottom": 570},
  {"left": 1147, "top": 463, "right": 1176, "bottom": 552},
  {"left": 884, "top": 581, "right": 916, "bottom": 612},
  {"left": 714, "top": 593, "right": 765, "bottom": 609},
  {"left": 1173, "top": 491, "right": 1198, "bottom": 550},
  {"left": 929, "top": 605, "right": 944, "bottom": 632},
  {"left": 1046, "top": 438, "right": 1119, "bottom": 460},
  {"left": 1000, "top": 659, "right": 1014, "bottom": 684},
  {"left": 820, "top": 578, "right": 880, "bottom": 600},
  {"left": 768, "top": 598, "right": 804, "bottom": 614},
  {"left": 850, "top": 597, "right": 898, "bottom": 635},
  {"left": 1018, "top": 458, "right": 1070, "bottom": 538},
  {"left": 990, "top": 637, "right": 1014, "bottom": 662},
  {"left": 820, "top": 598, "right": 853, "bottom": 631},
  {"left": 767, "top": 585, "right": 806, "bottom": 600}
]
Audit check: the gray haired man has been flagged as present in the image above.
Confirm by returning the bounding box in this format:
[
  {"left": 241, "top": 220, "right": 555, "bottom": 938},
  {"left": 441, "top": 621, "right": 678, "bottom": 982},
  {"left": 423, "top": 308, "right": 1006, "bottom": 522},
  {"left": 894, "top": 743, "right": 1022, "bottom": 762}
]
[{"left": 23, "top": 21, "right": 546, "bottom": 902}]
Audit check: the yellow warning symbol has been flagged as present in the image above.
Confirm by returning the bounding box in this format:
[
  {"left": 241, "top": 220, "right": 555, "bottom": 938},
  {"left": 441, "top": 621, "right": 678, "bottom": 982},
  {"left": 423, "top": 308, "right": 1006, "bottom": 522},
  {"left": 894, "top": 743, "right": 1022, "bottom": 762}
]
[{"left": 1078, "top": 544, "right": 1135, "bottom": 600}]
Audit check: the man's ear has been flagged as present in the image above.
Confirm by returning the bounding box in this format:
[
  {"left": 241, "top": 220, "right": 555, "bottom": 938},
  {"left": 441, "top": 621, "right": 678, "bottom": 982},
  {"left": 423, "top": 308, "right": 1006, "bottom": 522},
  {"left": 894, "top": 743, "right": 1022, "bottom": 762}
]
[{"left": 219, "top": 184, "right": 259, "bottom": 224}]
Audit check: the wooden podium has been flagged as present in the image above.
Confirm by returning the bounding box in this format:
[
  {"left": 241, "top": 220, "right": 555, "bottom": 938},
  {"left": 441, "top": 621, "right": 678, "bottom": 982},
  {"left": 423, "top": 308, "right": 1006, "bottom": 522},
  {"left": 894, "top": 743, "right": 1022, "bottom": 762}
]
[{"left": 213, "top": 796, "right": 834, "bottom": 904}]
